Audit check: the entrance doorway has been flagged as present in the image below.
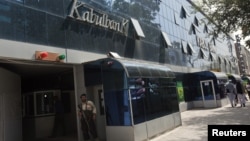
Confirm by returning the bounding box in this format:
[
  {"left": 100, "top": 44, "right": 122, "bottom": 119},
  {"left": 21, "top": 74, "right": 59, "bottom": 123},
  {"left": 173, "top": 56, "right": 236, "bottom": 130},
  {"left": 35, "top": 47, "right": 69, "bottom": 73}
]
[
  {"left": 86, "top": 85, "right": 106, "bottom": 141},
  {"left": 200, "top": 80, "right": 217, "bottom": 108},
  {"left": 0, "top": 60, "right": 77, "bottom": 141}
]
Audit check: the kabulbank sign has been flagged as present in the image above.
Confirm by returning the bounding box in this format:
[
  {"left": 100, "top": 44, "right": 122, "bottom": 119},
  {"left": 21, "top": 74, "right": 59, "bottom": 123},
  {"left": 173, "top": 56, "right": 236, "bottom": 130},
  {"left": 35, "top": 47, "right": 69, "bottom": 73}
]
[{"left": 68, "top": 0, "right": 129, "bottom": 35}]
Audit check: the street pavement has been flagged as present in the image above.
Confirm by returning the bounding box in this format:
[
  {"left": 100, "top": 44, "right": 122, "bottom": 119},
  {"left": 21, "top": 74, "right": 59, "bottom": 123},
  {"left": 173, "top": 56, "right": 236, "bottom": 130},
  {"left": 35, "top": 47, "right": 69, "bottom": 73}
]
[
  {"left": 37, "top": 98, "right": 250, "bottom": 141},
  {"left": 150, "top": 97, "right": 250, "bottom": 141}
]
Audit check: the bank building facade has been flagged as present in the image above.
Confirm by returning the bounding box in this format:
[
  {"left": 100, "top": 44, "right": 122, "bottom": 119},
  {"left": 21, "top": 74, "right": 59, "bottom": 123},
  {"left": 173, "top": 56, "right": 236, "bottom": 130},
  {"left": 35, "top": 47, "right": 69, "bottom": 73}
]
[{"left": 0, "top": 0, "right": 240, "bottom": 141}]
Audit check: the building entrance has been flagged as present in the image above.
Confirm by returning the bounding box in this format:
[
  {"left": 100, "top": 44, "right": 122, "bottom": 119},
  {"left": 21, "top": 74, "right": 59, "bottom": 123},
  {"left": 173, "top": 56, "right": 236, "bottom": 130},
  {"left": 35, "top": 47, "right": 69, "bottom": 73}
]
[
  {"left": 0, "top": 60, "right": 76, "bottom": 141},
  {"left": 83, "top": 57, "right": 181, "bottom": 141},
  {"left": 200, "top": 80, "right": 217, "bottom": 108},
  {"left": 86, "top": 85, "right": 106, "bottom": 141}
]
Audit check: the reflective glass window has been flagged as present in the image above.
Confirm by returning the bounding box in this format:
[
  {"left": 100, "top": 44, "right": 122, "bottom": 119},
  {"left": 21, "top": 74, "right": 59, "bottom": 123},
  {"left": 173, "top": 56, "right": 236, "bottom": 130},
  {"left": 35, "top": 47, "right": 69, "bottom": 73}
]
[
  {"left": 24, "top": 0, "right": 46, "bottom": 10},
  {"left": 138, "top": 67, "right": 152, "bottom": 77},
  {"left": 159, "top": 15, "right": 165, "bottom": 31},
  {"left": 172, "top": 26, "right": 178, "bottom": 39},
  {"left": 169, "top": 8, "right": 174, "bottom": 23},
  {"left": 91, "top": 0, "right": 113, "bottom": 11},
  {"left": 0, "top": 2, "right": 25, "bottom": 41},
  {"left": 104, "top": 89, "right": 132, "bottom": 126},
  {"left": 47, "top": 15, "right": 66, "bottom": 47},
  {"left": 46, "top": 0, "right": 64, "bottom": 16},
  {"left": 168, "top": 22, "right": 174, "bottom": 36},
  {"left": 102, "top": 68, "right": 125, "bottom": 91},
  {"left": 140, "top": 42, "right": 159, "bottom": 62},
  {"left": 199, "top": 48, "right": 207, "bottom": 59},
  {"left": 9, "top": 0, "right": 23, "bottom": 3},
  {"left": 25, "top": 9, "right": 47, "bottom": 44},
  {"left": 130, "top": 77, "right": 178, "bottom": 124},
  {"left": 174, "top": 12, "right": 180, "bottom": 25},
  {"left": 166, "top": 7, "right": 172, "bottom": 21},
  {"left": 129, "top": 78, "right": 146, "bottom": 124},
  {"left": 160, "top": 3, "right": 166, "bottom": 18},
  {"left": 178, "top": 26, "right": 183, "bottom": 40},
  {"left": 36, "top": 91, "right": 54, "bottom": 115},
  {"left": 24, "top": 0, "right": 64, "bottom": 16},
  {"left": 22, "top": 91, "right": 65, "bottom": 117},
  {"left": 65, "top": 21, "right": 85, "bottom": 49}
]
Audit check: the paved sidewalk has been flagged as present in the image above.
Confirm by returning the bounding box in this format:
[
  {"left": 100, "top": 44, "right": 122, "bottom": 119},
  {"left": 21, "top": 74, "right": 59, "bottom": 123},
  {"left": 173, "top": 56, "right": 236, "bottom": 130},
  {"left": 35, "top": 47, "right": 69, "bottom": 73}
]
[{"left": 150, "top": 99, "right": 250, "bottom": 141}]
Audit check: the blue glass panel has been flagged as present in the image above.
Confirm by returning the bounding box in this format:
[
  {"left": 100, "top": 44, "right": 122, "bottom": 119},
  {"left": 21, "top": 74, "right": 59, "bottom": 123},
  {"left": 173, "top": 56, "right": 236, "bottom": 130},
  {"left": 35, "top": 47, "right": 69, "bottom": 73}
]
[
  {"left": 104, "top": 89, "right": 132, "bottom": 126},
  {"left": 8, "top": 0, "right": 24, "bottom": 4},
  {"left": 47, "top": 15, "right": 66, "bottom": 47},
  {"left": 129, "top": 77, "right": 178, "bottom": 124},
  {"left": 0, "top": 1, "right": 25, "bottom": 41},
  {"left": 46, "top": 0, "right": 64, "bottom": 16},
  {"left": 24, "top": 0, "right": 46, "bottom": 10},
  {"left": 24, "top": 8, "right": 47, "bottom": 44},
  {"left": 25, "top": 0, "right": 64, "bottom": 16}
]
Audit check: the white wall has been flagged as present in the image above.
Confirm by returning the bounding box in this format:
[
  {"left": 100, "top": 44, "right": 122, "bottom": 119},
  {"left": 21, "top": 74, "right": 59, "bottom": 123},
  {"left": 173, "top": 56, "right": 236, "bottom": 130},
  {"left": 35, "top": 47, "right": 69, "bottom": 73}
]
[
  {"left": 0, "top": 68, "right": 21, "bottom": 141},
  {"left": 73, "top": 65, "right": 86, "bottom": 141},
  {"left": 0, "top": 39, "right": 106, "bottom": 64}
]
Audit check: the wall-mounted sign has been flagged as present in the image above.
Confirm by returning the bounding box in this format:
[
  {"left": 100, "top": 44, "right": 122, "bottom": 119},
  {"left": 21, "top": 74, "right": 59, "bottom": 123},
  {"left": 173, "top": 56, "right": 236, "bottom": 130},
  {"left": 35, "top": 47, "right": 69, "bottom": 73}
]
[
  {"left": 68, "top": 0, "right": 129, "bottom": 35},
  {"left": 35, "top": 51, "right": 65, "bottom": 62}
]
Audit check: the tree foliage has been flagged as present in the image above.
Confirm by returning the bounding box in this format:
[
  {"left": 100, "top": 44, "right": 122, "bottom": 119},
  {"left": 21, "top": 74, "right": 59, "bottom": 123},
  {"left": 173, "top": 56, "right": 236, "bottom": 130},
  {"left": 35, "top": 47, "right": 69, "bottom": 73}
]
[
  {"left": 193, "top": 0, "right": 250, "bottom": 48},
  {"left": 112, "top": 0, "right": 160, "bottom": 23}
]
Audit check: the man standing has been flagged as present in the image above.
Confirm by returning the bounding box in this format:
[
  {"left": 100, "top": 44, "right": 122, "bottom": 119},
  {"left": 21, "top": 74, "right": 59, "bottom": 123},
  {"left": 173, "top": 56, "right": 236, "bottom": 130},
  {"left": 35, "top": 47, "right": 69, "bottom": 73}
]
[
  {"left": 78, "top": 93, "right": 99, "bottom": 141},
  {"left": 225, "top": 80, "right": 237, "bottom": 107}
]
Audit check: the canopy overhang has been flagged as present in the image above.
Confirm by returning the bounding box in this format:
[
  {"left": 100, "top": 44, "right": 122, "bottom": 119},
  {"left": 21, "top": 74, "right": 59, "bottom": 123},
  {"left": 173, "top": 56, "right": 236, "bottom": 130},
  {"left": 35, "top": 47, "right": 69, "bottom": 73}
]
[
  {"left": 209, "top": 71, "right": 228, "bottom": 80},
  {"left": 84, "top": 58, "right": 175, "bottom": 78}
]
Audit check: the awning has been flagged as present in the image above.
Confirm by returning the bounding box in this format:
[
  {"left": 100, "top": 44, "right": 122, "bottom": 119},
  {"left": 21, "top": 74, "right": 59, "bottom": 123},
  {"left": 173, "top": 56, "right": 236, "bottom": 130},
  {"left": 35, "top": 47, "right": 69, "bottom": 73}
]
[
  {"left": 130, "top": 18, "right": 145, "bottom": 38},
  {"left": 181, "top": 41, "right": 188, "bottom": 54},
  {"left": 161, "top": 31, "right": 172, "bottom": 47},
  {"left": 227, "top": 74, "right": 242, "bottom": 83},
  {"left": 241, "top": 76, "right": 250, "bottom": 82},
  {"left": 200, "top": 48, "right": 207, "bottom": 59},
  {"left": 210, "top": 71, "right": 228, "bottom": 80},
  {"left": 187, "top": 42, "right": 196, "bottom": 55},
  {"left": 115, "top": 58, "right": 175, "bottom": 78},
  {"left": 194, "top": 71, "right": 228, "bottom": 82},
  {"left": 209, "top": 52, "right": 216, "bottom": 61},
  {"left": 84, "top": 58, "right": 175, "bottom": 78}
]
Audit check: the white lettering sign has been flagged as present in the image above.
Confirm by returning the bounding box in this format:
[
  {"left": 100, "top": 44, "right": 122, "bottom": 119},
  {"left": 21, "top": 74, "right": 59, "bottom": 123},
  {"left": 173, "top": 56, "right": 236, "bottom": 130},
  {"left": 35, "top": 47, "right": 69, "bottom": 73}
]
[
  {"left": 68, "top": 0, "right": 129, "bottom": 34},
  {"left": 212, "top": 129, "right": 247, "bottom": 136}
]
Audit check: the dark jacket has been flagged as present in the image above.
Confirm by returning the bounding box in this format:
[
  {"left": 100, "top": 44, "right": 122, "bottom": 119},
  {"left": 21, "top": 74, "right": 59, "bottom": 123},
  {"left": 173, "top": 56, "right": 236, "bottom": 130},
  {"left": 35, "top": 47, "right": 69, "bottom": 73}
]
[{"left": 236, "top": 81, "right": 244, "bottom": 94}]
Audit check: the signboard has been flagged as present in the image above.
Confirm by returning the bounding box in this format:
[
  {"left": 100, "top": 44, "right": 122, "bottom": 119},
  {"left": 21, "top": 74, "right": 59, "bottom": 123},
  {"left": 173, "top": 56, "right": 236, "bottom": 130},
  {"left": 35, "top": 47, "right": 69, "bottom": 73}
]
[
  {"left": 176, "top": 81, "right": 184, "bottom": 102},
  {"left": 68, "top": 0, "right": 129, "bottom": 35}
]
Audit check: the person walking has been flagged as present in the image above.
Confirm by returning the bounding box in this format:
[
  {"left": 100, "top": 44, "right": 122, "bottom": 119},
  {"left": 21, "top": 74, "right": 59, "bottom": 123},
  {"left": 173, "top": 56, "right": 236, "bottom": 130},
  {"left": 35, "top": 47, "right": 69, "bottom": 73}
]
[
  {"left": 236, "top": 81, "right": 246, "bottom": 107},
  {"left": 245, "top": 82, "right": 250, "bottom": 99},
  {"left": 225, "top": 80, "right": 237, "bottom": 107},
  {"left": 78, "top": 93, "right": 99, "bottom": 141}
]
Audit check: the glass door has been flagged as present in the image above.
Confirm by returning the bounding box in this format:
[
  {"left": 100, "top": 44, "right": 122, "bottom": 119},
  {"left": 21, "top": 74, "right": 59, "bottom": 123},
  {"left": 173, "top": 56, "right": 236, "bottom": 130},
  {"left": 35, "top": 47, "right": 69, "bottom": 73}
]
[
  {"left": 200, "top": 80, "right": 217, "bottom": 108},
  {"left": 87, "top": 85, "right": 106, "bottom": 141}
]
